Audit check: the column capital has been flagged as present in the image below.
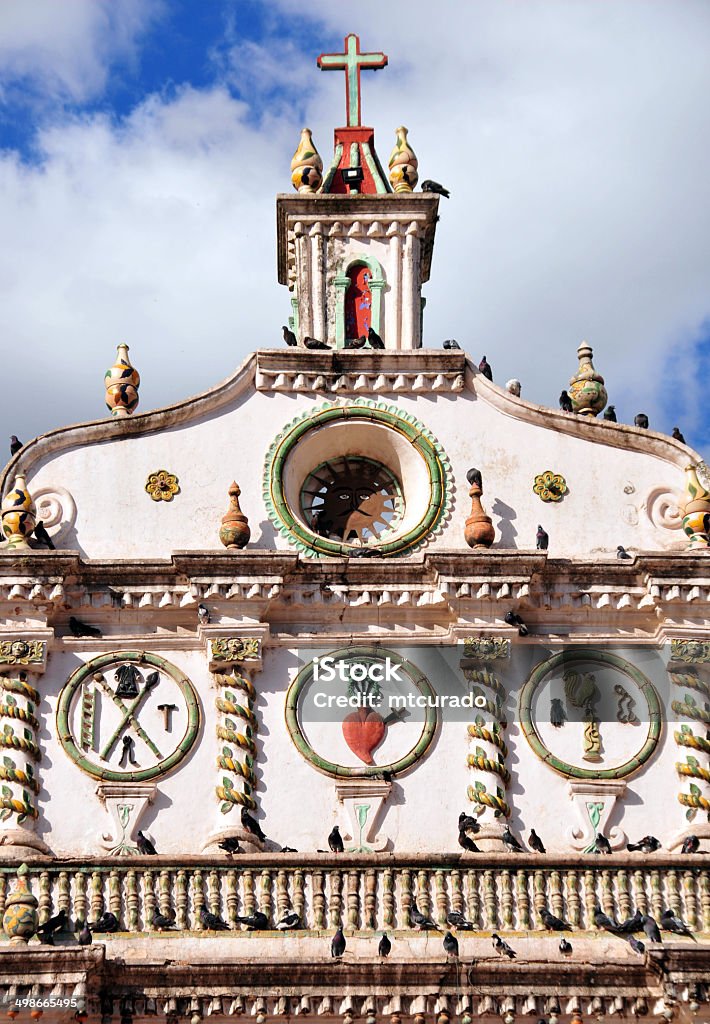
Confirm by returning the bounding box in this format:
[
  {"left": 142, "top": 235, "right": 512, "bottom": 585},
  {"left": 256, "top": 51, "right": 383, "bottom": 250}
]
[
  {"left": 0, "top": 633, "right": 53, "bottom": 675},
  {"left": 204, "top": 627, "right": 269, "bottom": 672}
]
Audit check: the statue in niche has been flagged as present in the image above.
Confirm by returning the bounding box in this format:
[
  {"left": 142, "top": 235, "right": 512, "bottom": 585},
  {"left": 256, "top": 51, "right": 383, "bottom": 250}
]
[{"left": 563, "top": 670, "right": 602, "bottom": 762}]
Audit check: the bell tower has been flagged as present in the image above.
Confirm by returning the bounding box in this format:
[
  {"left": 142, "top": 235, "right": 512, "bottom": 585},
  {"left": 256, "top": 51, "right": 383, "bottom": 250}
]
[{"left": 276, "top": 34, "right": 440, "bottom": 350}]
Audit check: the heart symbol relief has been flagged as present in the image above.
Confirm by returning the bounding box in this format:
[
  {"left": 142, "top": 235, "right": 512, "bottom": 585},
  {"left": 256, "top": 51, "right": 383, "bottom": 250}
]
[{"left": 342, "top": 707, "right": 385, "bottom": 765}]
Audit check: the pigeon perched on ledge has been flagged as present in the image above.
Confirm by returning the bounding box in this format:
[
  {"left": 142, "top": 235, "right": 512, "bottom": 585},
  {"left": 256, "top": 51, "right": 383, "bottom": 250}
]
[
  {"left": 282, "top": 325, "right": 297, "bottom": 347},
  {"left": 421, "top": 179, "right": 450, "bottom": 198}
]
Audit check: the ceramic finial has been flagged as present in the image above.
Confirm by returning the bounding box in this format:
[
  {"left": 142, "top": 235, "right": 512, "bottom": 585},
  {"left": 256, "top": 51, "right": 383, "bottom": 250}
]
[
  {"left": 291, "top": 128, "right": 323, "bottom": 193},
  {"left": 219, "top": 482, "right": 251, "bottom": 549},
  {"left": 105, "top": 343, "right": 140, "bottom": 417},
  {"left": 0, "top": 473, "right": 36, "bottom": 550},
  {"left": 388, "top": 126, "right": 418, "bottom": 193},
  {"left": 568, "top": 341, "right": 607, "bottom": 417}
]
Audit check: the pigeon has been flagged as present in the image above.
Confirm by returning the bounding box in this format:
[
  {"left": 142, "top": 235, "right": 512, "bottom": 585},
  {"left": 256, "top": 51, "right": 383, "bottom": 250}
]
[
  {"left": 276, "top": 912, "right": 302, "bottom": 931},
  {"left": 458, "top": 830, "right": 480, "bottom": 853},
  {"left": 282, "top": 325, "right": 297, "bottom": 347},
  {"left": 92, "top": 912, "right": 119, "bottom": 933},
  {"left": 504, "top": 611, "right": 529, "bottom": 636},
  {"left": 615, "top": 910, "right": 643, "bottom": 934},
  {"left": 236, "top": 911, "right": 269, "bottom": 930},
  {"left": 627, "top": 835, "right": 661, "bottom": 853},
  {"left": 421, "top": 179, "right": 450, "bottom": 198},
  {"left": 681, "top": 835, "right": 699, "bottom": 854},
  {"left": 672, "top": 426, "right": 686, "bottom": 444},
  {"left": 603, "top": 405, "right": 617, "bottom": 422},
  {"left": 328, "top": 825, "right": 344, "bottom": 854},
  {"left": 446, "top": 911, "right": 476, "bottom": 930},
  {"left": 9, "top": 436, "right": 22, "bottom": 456},
  {"left": 529, "top": 829, "right": 546, "bottom": 854},
  {"left": 492, "top": 933, "right": 516, "bottom": 959},
  {"left": 466, "top": 467, "right": 482, "bottom": 489},
  {"left": 478, "top": 356, "right": 493, "bottom": 381},
  {"left": 536, "top": 525, "right": 549, "bottom": 551},
  {"left": 628, "top": 935, "right": 645, "bottom": 955},
  {"left": 616, "top": 545, "right": 632, "bottom": 560},
  {"left": 559, "top": 937, "right": 573, "bottom": 955},
  {"left": 378, "top": 932, "right": 391, "bottom": 957},
  {"left": 550, "top": 698, "right": 567, "bottom": 727},
  {"left": 642, "top": 915, "right": 662, "bottom": 943},
  {"left": 506, "top": 379, "right": 522, "bottom": 396},
  {"left": 304, "top": 337, "right": 332, "bottom": 350},
  {"left": 443, "top": 931, "right": 459, "bottom": 958},
  {"left": 241, "top": 806, "right": 267, "bottom": 842},
  {"left": 660, "top": 908, "right": 696, "bottom": 941},
  {"left": 280, "top": 845, "right": 298, "bottom": 853},
  {"left": 634, "top": 413, "right": 649, "bottom": 429},
  {"left": 152, "top": 909, "right": 176, "bottom": 930},
  {"left": 76, "top": 920, "right": 92, "bottom": 946},
  {"left": 33, "top": 521, "right": 55, "bottom": 549},
  {"left": 540, "top": 907, "right": 571, "bottom": 931},
  {"left": 69, "top": 617, "right": 102, "bottom": 638},
  {"left": 331, "top": 926, "right": 346, "bottom": 958},
  {"left": 502, "top": 826, "right": 524, "bottom": 853},
  {"left": 443, "top": 339, "right": 461, "bottom": 349},
  {"left": 410, "top": 901, "right": 439, "bottom": 930},
  {"left": 559, "top": 390, "right": 573, "bottom": 413},
  {"left": 218, "top": 836, "right": 242, "bottom": 855},
  {"left": 37, "top": 909, "right": 67, "bottom": 941},
  {"left": 368, "top": 326, "right": 385, "bottom": 349},
  {"left": 592, "top": 833, "right": 612, "bottom": 855},
  {"left": 136, "top": 831, "right": 157, "bottom": 855},
  {"left": 459, "top": 812, "right": 480, "bottom": 834},
  {"left": 593, "top": 905, "right": 621, "bottom": 933},
  {"left": 345, "top": 335, "right": 367, "bottom": 349},
  {"left": 198, "top": 603, "right": 210, "bottom": 624},
  {"left": 199, "top": 907, "right": 230, "bottom": 931}
]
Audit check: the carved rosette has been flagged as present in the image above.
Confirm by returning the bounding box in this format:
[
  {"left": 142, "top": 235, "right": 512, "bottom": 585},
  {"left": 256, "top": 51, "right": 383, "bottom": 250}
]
[
  {"left": 104, "top": 343, "right": 140, "bottom": 417},
  {"left": 669, "top": 659, "right": 710, "bottom": 830},
  {"left": 462, "top": 654, "right": 511, "bottom": 846}
]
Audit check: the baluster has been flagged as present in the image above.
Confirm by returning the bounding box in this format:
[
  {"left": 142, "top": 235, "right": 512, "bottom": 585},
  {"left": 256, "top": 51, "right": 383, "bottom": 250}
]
[
  {"left": 533, "top": 870, "right": 546, "bottom": 923},
  {"left": 91, "top": 870, "right": 104, "bottom": 922},
  {"left": 451, "top": 870, "right": 463, "bottom": 917},
  {"left": 600, "top": 869, "right": 614, "bottom": 917},
  {"left": 159, "top": 870, "right": 171, "bottom": 919},
  {"left": 699, "top": 871, "right": 710, "bottom": 931},
  {"left": 501, "top": 870, "right": 513, "bottom": 929},
  {"left": 110, "top": 870, "right": 122, "bottom": 923},
  {"left": 208, "top": 869, "right": 221, "bottom": 916},
  {"left": 550, "top": 870, "right": 563, "bottom": 921},
  {"left": 58, "top": 870, "right": 70, "bottom": 918},
  {"left": 276, "top": 870, "right": 289, "bottom": 920},
  {"left": 193, "top": 870, "right": 206, "bottom": 929},
  {"left": 516, "top": 870, "right": 530, "bottom": 930},
  {"left": 435, "top": 870, "right": 448, "bottom": 927},
  {"left": 566, "top": 870, "right": 580, "bottom": 929},
  {"left": 347, "top": 870, "right": 360, "bottom": 929},
  {"left": 383, "top": 868, "right": 395, "bottom": 929},
  {"left": 312, "top": 870, "right": 325, "bottom": 929},
  {"left": 329, "top": 869, "right": 343, "bottom": 928},
  {"left": 417, "top": 870, "right": 431, "bottom": 920},
  {"left": 73, "top": 871, "right": 87, "bottom": 927},
  {"left": 466, "top": 870, "right": 480, "bottom": 928},
  {"left": 650, "top": 870, "right": 663, "bottom": 920},
  {"left": 175, "top": 870, "right": 188, "bottom": 929},
  {"left": 243, "top": 869, "right": 256, "bottom": 917},
  {"left": 400, "top": 869, "right": 413, "bottom": 928},
  {"left": 126, "top": 870, "right": 139, "bottom": 931},
  {"left": 38, "top": 871, "right": 51, "bottom": 925},
  {"left": 682, "top": 870, "right": 698, "bottom": 929},
  {"left": 142, "top": 870, "right": 156, "bottom": 930},
  {"left": 667, "top": 869, "right": 681, "bottom": 916},
  {"left": 226, "top": 869, "right": 238, "bottom": 926},
  {"left": 632, "top": 869, "right": 648, "bottom": 916},
  {"left": 617, "top": 870, "right": 631, "bottom": 921},
  {"left": 583, "top": 869, "right": 597, "bottom": 927},
  {"left": 293, "top": 869, "right": 305, "bottom": 924},
  {"left": 260, "top": 869, "right": 272, "bottom": 922},
  {"left": 364, "top": 868, "right": 377, "bottom": 931},
  {"left": 483, "top": 870, "right": 497, "bottom": 929}
]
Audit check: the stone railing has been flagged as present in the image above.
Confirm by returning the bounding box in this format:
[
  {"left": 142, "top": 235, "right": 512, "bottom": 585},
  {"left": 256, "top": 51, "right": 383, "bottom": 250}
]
[{"left": 1, "top": 853, "right": 708, "bottom": 935}]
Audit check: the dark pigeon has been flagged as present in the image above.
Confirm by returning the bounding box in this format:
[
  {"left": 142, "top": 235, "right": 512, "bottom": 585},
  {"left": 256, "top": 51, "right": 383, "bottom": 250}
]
[
  {"left": 410, "top": 901, "right": 439, "bottom": 930},
  {"left": 634, "top": 413, "right": 649, "bottom": 429},
  {"left": 328, "top": 825, "right": 344, "bottom": 854},
  {"left": 540, "top": 907, "right": 571, "bottom": 931},
  {"left": 529, "top": 829, "right": 546, "bottom": 853},
  {"left": 303, "top": 337, "right": 331, "bottom": 350},
  {"left": 69, "top": 617, "right": 102, "bottom": 638},
  {"left": 236, "top": 911, "right": 269, "bottom": 930},
  {"left": 459, "top": 812, "right": 480, "bottom": 834},
  {"left": 443, "top": 931, "right": 459, "bottom": 958},
  {"left": 199, "top": 907, "right": 230, "bottom": 931},
  {"left": 504, "top": 611, "right": 529, "bottom": 636},
  {"left": 198, "top": 603, "right": 210, "bottom": 624},
  {"left": 76, "top": 920, "right": 92, "bottom": 946},
  {"left": 218, "top": 836, "right": 242, "bottom": 855},
  {"left": 492, "top": 932, "right": 516, "bottom": 958},
  {"left": 276, "top": 912, "right": 301, "bottom": 931},
  {"left": 458, "top": 830, "right": 480, "bottom": 853},
  {"left": 615, "top": 910, "right": 643, "bottom": 934},
  {"left": 603, "top": 405, "right": 617, "bottom": 422},
  {"left": 502, "top": 826, "right": 524, "bottom": 853},
  {"left": 136, "top": 831, "right": 157, "bottom": 856},
  {"left": 331, "top": 926, "right": 346, "bottom": 958},
  {"left": 592, "top": 833, "right": 612, "bottom": 855},
  {"left": 282, "top": 325, "right": 297, "bottom": 347},
  {"left": 446, "top": 911, "right": 476, "bottom": 930},
  {"left": 92, "top": 912, "right": 119, "bottom": 933},
  {"left": 559, "top": 937, "right": 573, "bottom": 955},
  {"left": 241, "top": 806, "right": 267, "bottom": 842},
  {"left": 642, "top": 915, "right": 662, "bottom": 943},
  {"left": 33, "top": 521, "right": 55, "bottom": 549},
  {"left": 660, "top": 908, "right": 696, "bottom": 941},
  {"left": 536, "top": 525, "right": 549, "bottom": 550},
  {"left": 628, "top": 935, "right": 645, "bottom": 955},
  {"left": 478, "top": 356, "right": 493, "bottom": 381},
  {"left": 617, "top": 545, "right": 632, "bottom": 559},
  {"left": 443, "top": 339, "right": 461, "bottom": 349},
  {"left": 152, "top": 909, "right": 176, "bottom": 930},
  {"left": 559, "top": 390, "right": 573, "bottom": 413},
  {"left": 378, "top": 932, "right": 391, "bottom": 957},
  {"left": 681, "top": 835, "right": 699, "bottom": 854},
  {"left": 466, "top": 467, "right": 482, "bottom": 489},
  {"left": 368, "top": 326, "right": 385, "bottom": 349},
  {"left": 421, "top": 179, "right": 450, "bottom": 198},
  {"left": 9, "top": 436, "right": 22, "bottom": 456},
  {"left": 672, "top": 426, "right": 686, "bottom": 444},
  {"left": 345, "top": 335, "right": 367, "bottom": 349},
  {"left": 627, "top": 835, "right": 661, "bottom": 853},
  {"left": 594, "top": 904, "right": 621, "bottom": 933}
]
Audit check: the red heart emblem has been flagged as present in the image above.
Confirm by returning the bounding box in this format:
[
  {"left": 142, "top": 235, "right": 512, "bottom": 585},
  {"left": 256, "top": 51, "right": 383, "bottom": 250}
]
[{"left": 342, "top": 708, "right": 385, "bottom": 765}]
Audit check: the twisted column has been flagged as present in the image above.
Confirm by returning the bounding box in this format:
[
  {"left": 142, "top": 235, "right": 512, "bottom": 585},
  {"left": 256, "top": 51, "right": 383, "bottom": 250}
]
[{"left": 670, "top": 666, "right": 710, "bottom": 822}]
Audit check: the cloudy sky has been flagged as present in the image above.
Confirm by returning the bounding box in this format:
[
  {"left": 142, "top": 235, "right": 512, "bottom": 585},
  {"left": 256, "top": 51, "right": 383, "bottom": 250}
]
[{"left": 1, "top": 0, "right": 708, "bottom": 452}]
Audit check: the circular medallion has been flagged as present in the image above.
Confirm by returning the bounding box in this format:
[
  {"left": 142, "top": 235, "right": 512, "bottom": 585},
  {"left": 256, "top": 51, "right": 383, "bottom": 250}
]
[
  {"left": 263, "top": 399, "right": 452, "bottom": 557},
  {"left": 519, "top": 649, "right": 661, "bottom": 779},
  {"left": 285, "top": 646, "right": 438, "bottom": 777},
  {"left": 57, "top": 652, "right": 200, "bottom": 782}
]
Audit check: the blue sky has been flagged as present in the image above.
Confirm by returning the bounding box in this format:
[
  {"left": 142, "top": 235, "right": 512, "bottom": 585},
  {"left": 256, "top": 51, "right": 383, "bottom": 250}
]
[{"left": 0, "top": 0, "right": 709, "bottom": 454}]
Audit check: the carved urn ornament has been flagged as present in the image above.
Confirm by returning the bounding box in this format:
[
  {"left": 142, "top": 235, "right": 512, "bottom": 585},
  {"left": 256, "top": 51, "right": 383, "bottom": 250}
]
[
  {"left": 681, "top": 464, "right": 710, "bottom": 549},
  {"left": 568, "top": 341, "right": 607, "bottom": 417},
  {"left": 388, "top": 125, "right": 419, "bottom": 193},
  {"left": 2, "top": 863, "right": 38, "bottom": 944},
  {"left": 219, "top": 482, "right": 251, "bottom": 549},
  {"left": 464, "top": 467, "right": 495, "bottom": 549},
  {"left": 105, "top": 343, "right": 140, "bottom": 417},
  {"left": 291, "top": 128, "right": 323, "bottom": 193},
  {"left": 0, "top": 473, "right": 36, "bottom": 550}
]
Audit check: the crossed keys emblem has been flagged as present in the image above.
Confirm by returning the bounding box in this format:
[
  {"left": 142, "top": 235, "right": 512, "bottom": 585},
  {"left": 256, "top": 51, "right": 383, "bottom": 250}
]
[{"left": 86, "top": 664, "right": 164, "bottom": 765}]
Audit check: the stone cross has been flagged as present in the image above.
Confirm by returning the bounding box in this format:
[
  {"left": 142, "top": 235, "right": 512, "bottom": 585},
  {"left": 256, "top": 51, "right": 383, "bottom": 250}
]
[{"left": 317, "top": 34, "right": 388, "bottom": 127}]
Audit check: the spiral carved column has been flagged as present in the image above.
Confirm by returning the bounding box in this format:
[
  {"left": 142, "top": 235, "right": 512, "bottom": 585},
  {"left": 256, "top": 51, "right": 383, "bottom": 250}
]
[{"left": 668, "top": 642, "right": 710, "bottom": 848}]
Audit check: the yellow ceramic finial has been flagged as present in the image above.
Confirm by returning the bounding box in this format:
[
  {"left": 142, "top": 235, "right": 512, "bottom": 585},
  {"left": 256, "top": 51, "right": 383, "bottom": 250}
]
[
  {"left": 291, "top": 128, "right": 323, "bottom": 193},
  {"left": 388, "top": 125, "right": 418, "bottom": 193},
  {"left": 105, "top": 343, "right": 140, "bottom": 418}
]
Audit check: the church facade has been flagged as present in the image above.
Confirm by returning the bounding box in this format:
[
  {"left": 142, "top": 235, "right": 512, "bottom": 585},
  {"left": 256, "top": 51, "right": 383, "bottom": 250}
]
[{"left": 0, "top": 33, "right": 709, "bottom": 1024}]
